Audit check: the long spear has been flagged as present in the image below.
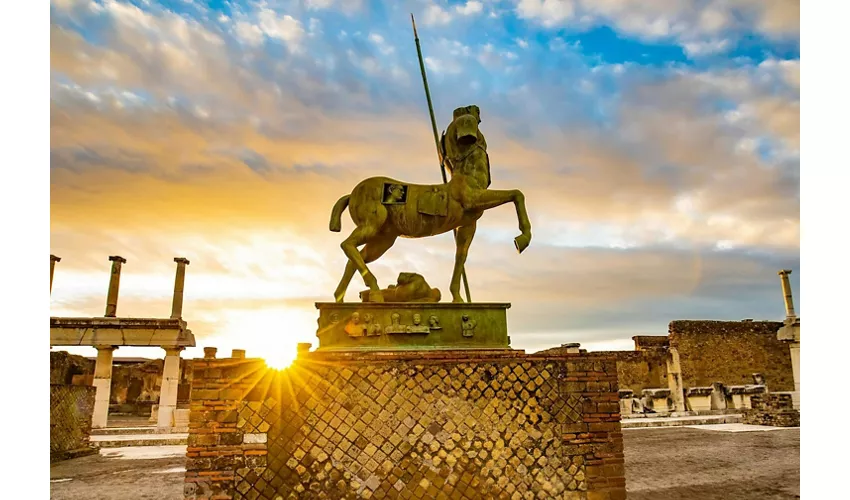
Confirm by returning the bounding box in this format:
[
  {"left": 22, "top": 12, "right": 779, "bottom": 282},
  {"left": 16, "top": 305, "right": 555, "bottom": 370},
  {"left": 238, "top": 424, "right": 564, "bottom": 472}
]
[{"left": 411, "top": 13, "right": 472, "bottom": 303}]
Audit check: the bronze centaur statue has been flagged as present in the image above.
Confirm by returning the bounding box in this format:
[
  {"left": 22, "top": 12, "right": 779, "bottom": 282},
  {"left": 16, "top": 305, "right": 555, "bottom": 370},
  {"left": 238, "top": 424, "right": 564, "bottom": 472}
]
[{"left": 329, "top": 105, "right": 532, "bottom": 303}]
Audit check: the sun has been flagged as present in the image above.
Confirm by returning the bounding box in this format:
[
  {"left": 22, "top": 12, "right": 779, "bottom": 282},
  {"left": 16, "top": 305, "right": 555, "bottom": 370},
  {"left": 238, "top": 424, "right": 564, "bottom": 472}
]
[{"left": 263, "top": 347, "right": 297, "bottom": 370}]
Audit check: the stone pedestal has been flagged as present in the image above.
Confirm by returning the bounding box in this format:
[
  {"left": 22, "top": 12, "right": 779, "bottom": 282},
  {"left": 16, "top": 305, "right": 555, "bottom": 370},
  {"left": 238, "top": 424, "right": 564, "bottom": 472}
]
[
  {"left": 619, "top": 389, "right": 635, "bottom": 416},
  {"left": 685, "top": 387, "right": 714, "bottom": 412},
  {"left": 642, "top": 388, "right": 672, "bottom": 413},
  {"left": 92, "top": 346, "right": 116, "bottom": 428},
  {"left": 727, "top": 385, "right": 767, "bottom": 410},
  {"left": 315, "top": 302, "right": 511, "bottom": 351},
  {"left": 710, "top": 382, "right": 728, "bottom": 410},
  {"left": 157, "top": 347, "right": 184, "bottom": 429}
]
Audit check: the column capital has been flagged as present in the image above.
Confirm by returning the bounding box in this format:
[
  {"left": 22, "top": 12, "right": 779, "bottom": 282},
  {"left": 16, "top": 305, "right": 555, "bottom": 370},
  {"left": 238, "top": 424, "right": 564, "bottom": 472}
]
[
  {"left": 778, "top": 269, "right": 792, "bottom": 276},
  {"left": 95, "top": 345, "right": 118, "bottom": 352},
  {"left": 162, "top": 346, "right": 185, "bottom": 356},
  {"left": 174, "top": 257, "right": 190, "bottom": 265},
  {"left": 108, "top": 255, "right": 127, "bottom": 264},
  {"left": 50, "top": 254, "right": 61, "bottom": 263}
]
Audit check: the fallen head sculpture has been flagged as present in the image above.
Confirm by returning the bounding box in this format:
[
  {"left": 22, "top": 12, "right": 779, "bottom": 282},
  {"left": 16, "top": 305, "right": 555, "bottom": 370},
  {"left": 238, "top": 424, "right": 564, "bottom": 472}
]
[
  {"left": 359, "top": 272, "right": 442, "bottom": 303},
  {"left": 329, "top": 105, "right": 532, "bottom": 303}
]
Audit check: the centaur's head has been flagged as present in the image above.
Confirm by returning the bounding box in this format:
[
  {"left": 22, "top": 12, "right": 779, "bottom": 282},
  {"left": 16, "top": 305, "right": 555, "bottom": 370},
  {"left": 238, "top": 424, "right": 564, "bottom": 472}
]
[
  {"left": 452, "top": 105, "right": 481, "bottom": 147},
  {"left": 442, "top": 104, "right": 490, "bottom": 187}
]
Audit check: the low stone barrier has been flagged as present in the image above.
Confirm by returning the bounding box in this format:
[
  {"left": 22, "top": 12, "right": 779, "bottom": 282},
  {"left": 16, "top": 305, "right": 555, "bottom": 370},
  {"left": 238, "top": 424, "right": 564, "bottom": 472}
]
[{"left": 742, "top": 393, "right": 800, "bottom": 427}]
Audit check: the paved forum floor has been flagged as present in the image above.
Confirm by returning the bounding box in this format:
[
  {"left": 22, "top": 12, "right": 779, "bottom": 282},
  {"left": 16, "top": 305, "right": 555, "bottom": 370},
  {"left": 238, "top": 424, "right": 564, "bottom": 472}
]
[{"left": 50, "top": 425, "right": 800, "bottom": 499}]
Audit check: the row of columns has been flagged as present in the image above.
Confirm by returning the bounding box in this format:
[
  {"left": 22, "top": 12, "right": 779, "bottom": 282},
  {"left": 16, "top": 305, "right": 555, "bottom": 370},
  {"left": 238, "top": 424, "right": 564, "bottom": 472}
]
[{"left": 52, "top": 254, "right": 192, "bottom": 429}]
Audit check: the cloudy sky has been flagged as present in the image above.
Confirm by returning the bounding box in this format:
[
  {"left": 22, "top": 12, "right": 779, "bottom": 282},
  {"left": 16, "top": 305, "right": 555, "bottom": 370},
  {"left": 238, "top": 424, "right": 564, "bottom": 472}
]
[{"left": 49, "top": 0, "right": 800, "bottom": 362}]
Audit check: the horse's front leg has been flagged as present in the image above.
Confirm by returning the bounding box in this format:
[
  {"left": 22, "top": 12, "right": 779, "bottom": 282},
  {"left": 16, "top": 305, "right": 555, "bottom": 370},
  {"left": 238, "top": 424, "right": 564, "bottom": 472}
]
[
  {"left": 465, "top": 189, "right": 532, "bottom": 253},
  {"left": 450, "top": 222, "right": 477, "bottom": 302}
]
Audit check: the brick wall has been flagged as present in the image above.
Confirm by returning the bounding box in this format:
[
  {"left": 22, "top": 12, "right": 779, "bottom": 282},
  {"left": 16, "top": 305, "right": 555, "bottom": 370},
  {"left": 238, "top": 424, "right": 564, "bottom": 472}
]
[
  {"left": 185, "top": 350, "right": 625, "bottom": 500},
  {"left": 669, "top": 320, "right": 793, "bottom": 391},
  {"left": 50, "top": 384, "right": 96, "bottom": 462}
]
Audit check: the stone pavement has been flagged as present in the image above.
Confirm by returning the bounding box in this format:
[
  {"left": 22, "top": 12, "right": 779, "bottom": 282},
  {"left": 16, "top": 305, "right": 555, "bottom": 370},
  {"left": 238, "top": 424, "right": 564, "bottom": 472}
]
[{"left": 50, "top": 425, "right": 799, "bottom": 500}]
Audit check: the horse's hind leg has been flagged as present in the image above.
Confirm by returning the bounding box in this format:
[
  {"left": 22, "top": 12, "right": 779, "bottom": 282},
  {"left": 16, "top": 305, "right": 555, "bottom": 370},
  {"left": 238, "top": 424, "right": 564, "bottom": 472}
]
[
  {"left": 334, "top": 235, "right": 397, "bottom": 302},
  {"left": 450, "top": 222, "right": 477, "bottom": 303},
  {"left": 339, "top": 225, "right": 387, "bottom": 302}
]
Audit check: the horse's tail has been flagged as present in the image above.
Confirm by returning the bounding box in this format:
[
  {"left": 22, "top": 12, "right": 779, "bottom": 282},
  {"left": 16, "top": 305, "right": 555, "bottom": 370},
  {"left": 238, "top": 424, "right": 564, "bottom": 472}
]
[{"left": 329, "top": 194, "right": 351, "bottom": 232}]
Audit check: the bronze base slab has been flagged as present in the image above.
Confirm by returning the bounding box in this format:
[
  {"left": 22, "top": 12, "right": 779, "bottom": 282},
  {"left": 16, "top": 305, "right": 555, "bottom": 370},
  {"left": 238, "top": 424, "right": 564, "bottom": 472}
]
[{"left": 315, "top": 302, "right": 511, "bottom": 351}]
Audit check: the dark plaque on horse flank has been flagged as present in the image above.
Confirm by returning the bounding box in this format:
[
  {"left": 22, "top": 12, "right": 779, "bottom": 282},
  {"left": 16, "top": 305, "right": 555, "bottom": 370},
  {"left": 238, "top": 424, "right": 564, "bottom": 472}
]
[{"left": 382, "top": 183, "right": 409, "bottom": 205}]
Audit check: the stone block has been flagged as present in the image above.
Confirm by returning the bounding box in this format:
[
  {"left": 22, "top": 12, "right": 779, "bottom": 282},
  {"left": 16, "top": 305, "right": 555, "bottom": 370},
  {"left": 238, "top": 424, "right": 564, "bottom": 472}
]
[{"left": 243, "top": 433, "right": 267, "bottom": 444}]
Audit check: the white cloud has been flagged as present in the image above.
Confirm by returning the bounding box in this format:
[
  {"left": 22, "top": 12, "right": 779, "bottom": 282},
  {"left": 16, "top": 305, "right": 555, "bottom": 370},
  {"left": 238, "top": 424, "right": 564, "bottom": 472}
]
[
  {"left": 513, "top": 0, "right": 799, "bottom": 55},
  {"left": 423, "top": 4, "right": 453, "bottom": 26},
  {"left": 304, "top": 0, "right": 364, "bottom": 13},
  {"left": 515, "top": 38, "right": 529, "bottom": 49},
  {"left": 516, "top": 0, "right": 575, "bottom": 27},
  {"left": 456, "top": 1, "right": 484, "bottom": 16},
  {"left": 682, "top": 39, "right": 730, "bottom": 57},
  {"left": 368, "top": 32, "right": 395, "bottom": 55},
  {"left": 305, "top": 0, "right": 334, "bottom": 8},
  {"left": 257, "top": 9, "right": 305, "bottom": 49},
  {"left": 234, "top": 21, "right": 264, "bottom": 46}
]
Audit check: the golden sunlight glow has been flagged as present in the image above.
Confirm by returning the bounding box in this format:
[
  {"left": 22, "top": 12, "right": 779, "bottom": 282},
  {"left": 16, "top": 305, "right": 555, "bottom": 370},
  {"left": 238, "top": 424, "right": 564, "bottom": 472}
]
[
  {"left": 263, "top": 347, "right": 296, "bottom": 370},
  {"left": 219, "top": 308, "right": 311, "bottom": 371}
]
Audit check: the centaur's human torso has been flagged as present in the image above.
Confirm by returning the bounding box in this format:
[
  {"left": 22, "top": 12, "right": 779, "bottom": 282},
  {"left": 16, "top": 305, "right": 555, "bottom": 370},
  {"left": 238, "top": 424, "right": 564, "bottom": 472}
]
[{"left": 348, "top": 109, "right": 491, "bottom": 238}]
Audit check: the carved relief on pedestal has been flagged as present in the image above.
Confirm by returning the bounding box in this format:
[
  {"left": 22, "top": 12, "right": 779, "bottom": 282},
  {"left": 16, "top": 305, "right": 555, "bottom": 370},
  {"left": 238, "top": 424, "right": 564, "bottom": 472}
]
[
  {"left": 341, "top": 310, "right": 439, "bottom": 337},
  {"left": 461, "top": 314, "right": 477, "bottom": 337},
  {"left": 344, "top": 312, "right": 365, "bottom": 337},
  {"left": 405, "top": 313, "right": 431, "bottom": 334},
  {"left": 344, "top": 312, "right": 383, "bottom": 337}
]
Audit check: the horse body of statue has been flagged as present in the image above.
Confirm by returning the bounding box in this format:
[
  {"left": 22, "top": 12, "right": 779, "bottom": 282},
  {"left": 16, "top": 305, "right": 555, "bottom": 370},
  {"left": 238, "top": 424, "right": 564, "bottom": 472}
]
[{"left": 329, "top": 105, "right": 532, "bottom": 303}]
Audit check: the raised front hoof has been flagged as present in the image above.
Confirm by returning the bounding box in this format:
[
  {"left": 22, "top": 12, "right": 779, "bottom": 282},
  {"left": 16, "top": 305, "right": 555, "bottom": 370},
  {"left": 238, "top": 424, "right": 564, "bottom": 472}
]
[{"left": 514, "top": 233, "right": 531, "bottom": 254}]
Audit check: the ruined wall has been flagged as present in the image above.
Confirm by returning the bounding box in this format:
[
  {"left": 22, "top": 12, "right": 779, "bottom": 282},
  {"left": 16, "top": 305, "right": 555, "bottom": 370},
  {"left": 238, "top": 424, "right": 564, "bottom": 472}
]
[
  {"left": 50, "top": 384, "right": 96, "bottom": 462},
  {"left": 610, "top": 351, "right": 668, "bottom": 393},
  {"left": 669, "top": 320, "right": 793, "bottom": 391},
  {"left": 185, "top": 351, "right": 626, "bottom": 500},
  {"left": 50, "top": 350, "right": 194, "bottom": 415},
  {"left": 111, "top": 359, "right": 194, "bottom": 414},
  {"left": 50, "top": 351, "right": 94, "bottom": 385},
  {"left": 742, "top": 394, "right": 800, "bottom": 427}
]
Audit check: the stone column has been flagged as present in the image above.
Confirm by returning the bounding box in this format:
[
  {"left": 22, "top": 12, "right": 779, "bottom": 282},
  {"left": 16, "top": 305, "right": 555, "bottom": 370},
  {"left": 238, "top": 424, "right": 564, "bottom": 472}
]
[
  {"left": 778, "top": 270, "right": 796, "bottom": 321},
  {"left": 777, "top": 269, "right": 800, "bottom": 409},
  {"left": 666, "top": 347, "right": 687, "bottom": 413},
  {"left": 50, "top": 255, "right": 61, "bottom": 293},
  {"left": 789, "top": 342, "right": 800, "bottom": 407},
  {"left": 92, "top": 346, "right": 117, "bottom": 429},
  {"left": 105, "top": 256, "right": 127, "bottom": 317},
  {"left": 157, "top": 347, "right": 185, "bottom": 429},
  {"left": 170, "top": 257, "right": 190, "bottom": 319}
]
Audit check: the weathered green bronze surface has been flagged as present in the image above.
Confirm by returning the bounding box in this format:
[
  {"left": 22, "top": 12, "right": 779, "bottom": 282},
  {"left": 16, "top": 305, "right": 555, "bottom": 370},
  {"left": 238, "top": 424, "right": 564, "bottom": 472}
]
[
  {"left": 315, "top": 302, "right": 511, "bottom": 351},
  {"left": 359, "top": 272, "right": 441, "bottom": 303},
  {"left": 328, "top": 104, "right": 532, "bottom": 304}
]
